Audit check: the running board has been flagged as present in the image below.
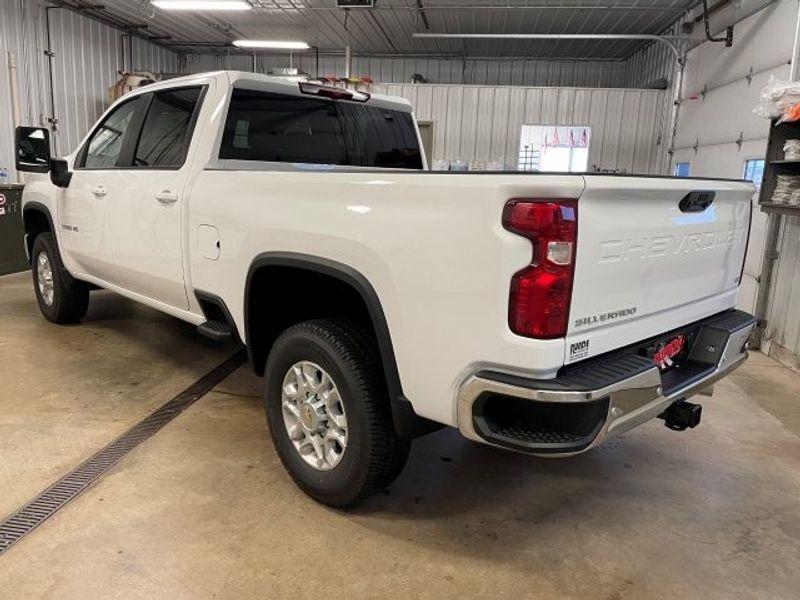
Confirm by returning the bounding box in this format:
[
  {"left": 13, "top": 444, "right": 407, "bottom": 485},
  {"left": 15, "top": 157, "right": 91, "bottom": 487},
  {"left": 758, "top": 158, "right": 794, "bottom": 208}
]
[{"left": 197, "top": 320, "right": 233, "bottom": 342}]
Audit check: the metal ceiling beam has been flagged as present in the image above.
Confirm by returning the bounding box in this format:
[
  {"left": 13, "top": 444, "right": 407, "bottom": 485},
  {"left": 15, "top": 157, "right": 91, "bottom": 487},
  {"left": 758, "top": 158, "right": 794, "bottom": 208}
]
[
  {"left": 170, "top": 46, "right": 633, "bottom": 62},
  {"left": 254, "top": 2, "right": 689, "bottom": 12},
  {"left": 412, "top": 32, "right": 685, "bottom": 60}
]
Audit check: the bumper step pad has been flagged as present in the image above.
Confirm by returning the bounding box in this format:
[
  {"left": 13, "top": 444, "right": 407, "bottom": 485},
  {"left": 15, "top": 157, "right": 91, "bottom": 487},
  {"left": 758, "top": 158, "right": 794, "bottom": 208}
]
[
  {"left": 492, "top": 423, "right": 590, "bottom": 446},
  {"left": 466, "top": 309, "right": 756, "bottom": 455}
]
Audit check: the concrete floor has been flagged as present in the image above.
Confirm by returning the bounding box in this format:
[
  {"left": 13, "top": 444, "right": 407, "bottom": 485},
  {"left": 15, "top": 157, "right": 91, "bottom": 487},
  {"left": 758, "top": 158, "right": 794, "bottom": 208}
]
[{"left": 1, "top": 270, "right": 799, "bottom": 599}]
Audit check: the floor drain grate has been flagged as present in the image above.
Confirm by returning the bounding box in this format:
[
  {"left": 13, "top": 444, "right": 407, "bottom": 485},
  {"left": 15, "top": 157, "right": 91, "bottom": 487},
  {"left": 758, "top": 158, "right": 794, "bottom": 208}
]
[{"left": 0, "top": 350, "right": 245, "bottom": 555}]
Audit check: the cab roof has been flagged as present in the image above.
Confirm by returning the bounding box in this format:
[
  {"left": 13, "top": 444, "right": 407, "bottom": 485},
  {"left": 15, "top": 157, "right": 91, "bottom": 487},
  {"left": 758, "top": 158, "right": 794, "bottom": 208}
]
[{"left": 139, "top": 70, "right": 414, "bottom": 113}]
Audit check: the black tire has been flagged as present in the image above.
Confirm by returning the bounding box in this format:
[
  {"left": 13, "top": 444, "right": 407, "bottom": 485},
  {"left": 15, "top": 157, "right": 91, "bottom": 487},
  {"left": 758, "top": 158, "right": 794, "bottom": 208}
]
[
  {"left": 264, "top": 319, "right": 410, "bottom": 508},
  {"left": 31, "top": 232, "right": 90, "bottom": 324}
]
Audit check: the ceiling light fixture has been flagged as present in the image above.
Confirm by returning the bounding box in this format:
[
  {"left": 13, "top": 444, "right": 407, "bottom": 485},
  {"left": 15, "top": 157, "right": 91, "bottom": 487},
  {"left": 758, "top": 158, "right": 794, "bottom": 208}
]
[
  {"left": 151, "top": 1, "right": 252, "bottom": 10},
  {"left": 233, "top": 40, "right": 310, "bottom": 50}
]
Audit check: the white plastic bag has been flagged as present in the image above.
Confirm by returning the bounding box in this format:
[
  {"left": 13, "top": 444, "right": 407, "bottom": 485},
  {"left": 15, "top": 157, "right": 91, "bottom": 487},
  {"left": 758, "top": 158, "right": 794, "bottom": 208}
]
[{"left": 754, "top": 77, "right": 800, "bottom": 119}]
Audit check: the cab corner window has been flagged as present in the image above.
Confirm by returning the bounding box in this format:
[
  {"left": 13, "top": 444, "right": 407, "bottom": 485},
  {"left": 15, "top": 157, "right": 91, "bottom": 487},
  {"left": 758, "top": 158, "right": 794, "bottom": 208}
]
[
  {"left": 134, "top": 87, "right": 202, "bottom": 168},
  {"left": 82, "top": 97, "right": 141, "bottom": 169}
]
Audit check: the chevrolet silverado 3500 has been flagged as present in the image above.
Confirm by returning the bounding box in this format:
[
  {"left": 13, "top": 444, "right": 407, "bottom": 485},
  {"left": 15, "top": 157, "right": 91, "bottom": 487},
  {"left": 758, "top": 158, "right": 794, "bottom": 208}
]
[{"left": 15, "top": 71, "right": 756, "bottom": 507}]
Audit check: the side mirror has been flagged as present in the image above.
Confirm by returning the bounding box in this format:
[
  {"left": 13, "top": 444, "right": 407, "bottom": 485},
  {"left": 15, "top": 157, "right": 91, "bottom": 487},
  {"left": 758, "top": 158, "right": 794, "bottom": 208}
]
[
  {"left": 15, "top": 126, "right": 51, "bottom": 173},
  {"left": 50, "top": 159, "right": 72, "bottom": 188}
]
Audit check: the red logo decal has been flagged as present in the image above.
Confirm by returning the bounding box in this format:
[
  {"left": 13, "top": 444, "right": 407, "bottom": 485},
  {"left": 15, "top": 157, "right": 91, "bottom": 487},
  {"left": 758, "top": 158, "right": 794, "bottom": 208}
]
[{"left": 653, "top": 334, "right": 686, "bottom": 370}]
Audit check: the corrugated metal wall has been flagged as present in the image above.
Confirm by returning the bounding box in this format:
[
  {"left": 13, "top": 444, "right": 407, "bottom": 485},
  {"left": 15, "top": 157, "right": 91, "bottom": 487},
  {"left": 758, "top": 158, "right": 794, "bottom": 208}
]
[
  {"left": 184, "top": 53, "right": 628, "bottom": 87},
  {"left": 0, "top": 1, "right": 178, "bottom": 179},
  {"left": 767, "top": 215, "right": 800, "bottom": 366},
  {"left": 0, "top": 0, "right": 47, "bottom": 179},
  {"left": 467, "top": 59, "right": 627, "bottom": 88},
  {"left": 128, "top": 36, "right": 183, "bottom": 75},
  {"left": 372, "top": 84, "right": 666, "bottom": 173},
  {"left": 624, "top": 40, "right": 676, "bottom": 89},
  {"left": 623, "top": 20, "right": 682, "bottom": 89}
]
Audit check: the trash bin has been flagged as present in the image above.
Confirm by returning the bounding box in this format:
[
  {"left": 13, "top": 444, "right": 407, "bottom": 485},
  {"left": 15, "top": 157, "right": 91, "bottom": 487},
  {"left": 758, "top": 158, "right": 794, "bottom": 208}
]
[{"left": 0, "top": 184, "right": 29, "bottom": 276}]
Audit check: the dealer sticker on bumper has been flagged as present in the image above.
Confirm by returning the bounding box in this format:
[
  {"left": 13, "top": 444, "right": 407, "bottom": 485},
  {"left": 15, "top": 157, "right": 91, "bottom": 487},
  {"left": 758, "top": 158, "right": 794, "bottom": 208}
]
[{"left": 569, "top": 339, "right": 590, "bottom": 362}]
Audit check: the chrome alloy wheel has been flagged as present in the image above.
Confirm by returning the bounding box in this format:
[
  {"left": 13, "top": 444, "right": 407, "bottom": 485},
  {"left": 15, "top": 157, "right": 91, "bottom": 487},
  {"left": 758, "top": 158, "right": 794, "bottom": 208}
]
[
  {"left": 281, "top": 361, "right": 348, "bottom": 471},
  {"left": 37, "top": 252, "right": 55, "bottom": 307}
]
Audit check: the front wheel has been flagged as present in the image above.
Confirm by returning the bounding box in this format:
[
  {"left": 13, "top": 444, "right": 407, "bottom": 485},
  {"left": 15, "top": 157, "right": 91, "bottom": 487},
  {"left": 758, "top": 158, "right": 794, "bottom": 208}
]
[
  {"left": 263, "top": 319, "right": 410, "bottom": 508},
  {"left": 31, "top": 232, "right": 90, "bottom": 324}
]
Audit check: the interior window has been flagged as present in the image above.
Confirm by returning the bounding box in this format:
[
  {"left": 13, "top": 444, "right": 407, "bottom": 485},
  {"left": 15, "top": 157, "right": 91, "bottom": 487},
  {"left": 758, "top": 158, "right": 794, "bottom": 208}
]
[
  {"left": 743, "top": 159, "right": 765, "bottom": 189},
  {"left": 82, "top": 97, "right": 141, "bottom": 169},
  {"left": 219, "top": 88, "right": 422, "bottom": 169},
  {"left": 517, "top": 125, "right": 591, "bottom": 173},
  {"left": 673, "top": 162, "right": 691, "bottom": 177},
  {"left": 134, "top": 88, "right": 202, "bottom": 168}
]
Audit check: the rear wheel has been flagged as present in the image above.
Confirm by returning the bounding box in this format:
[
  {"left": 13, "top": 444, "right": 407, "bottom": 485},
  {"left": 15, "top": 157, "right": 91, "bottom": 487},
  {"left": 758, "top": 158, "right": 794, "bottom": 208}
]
[
  {"left": 31, "top": 232, "right": 89, "bottom": 324},
  {"left": 263, "top": 319, "right": 410, "bottom": 508}
]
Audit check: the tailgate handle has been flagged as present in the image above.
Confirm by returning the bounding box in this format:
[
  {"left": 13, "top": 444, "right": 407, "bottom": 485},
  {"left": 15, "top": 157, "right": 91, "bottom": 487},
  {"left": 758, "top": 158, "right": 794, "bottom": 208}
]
[{"left": 679, "top": 191, "right": 715, "bottom": 213}]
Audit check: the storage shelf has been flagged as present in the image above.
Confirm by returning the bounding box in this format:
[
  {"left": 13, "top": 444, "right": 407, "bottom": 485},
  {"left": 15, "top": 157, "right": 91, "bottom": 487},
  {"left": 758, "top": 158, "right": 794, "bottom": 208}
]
[
  {"left": 760, "top": 202, "right": 800, "bottom": 216},
  {"left": 760, "top": 120, "right": 800, "bottom": 211}
]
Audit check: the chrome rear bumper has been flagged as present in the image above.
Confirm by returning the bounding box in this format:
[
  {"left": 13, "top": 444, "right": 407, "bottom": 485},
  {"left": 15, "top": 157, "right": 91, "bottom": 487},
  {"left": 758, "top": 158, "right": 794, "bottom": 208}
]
[{"left": 457, "top": 310, "right": 756, "bottom": 456}]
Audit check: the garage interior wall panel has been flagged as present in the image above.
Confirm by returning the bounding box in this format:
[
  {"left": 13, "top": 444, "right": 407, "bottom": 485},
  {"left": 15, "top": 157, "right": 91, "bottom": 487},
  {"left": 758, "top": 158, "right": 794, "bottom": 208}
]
[
  {"left": 48, "top": 9, "right": 118, "bottom": 158},
  {"left": 0, "top": 0, "right": 47, "bottom": 181},
  {"left": 372, "top": 83, "right": 666, "bottom": 173},
  {"left": 129, "top": 36, "right": 182, "bottom": 75},
  {"left": 184, "top": 53, "right": 628, "bottom": 88},
  {"left": 624, "top": 38, "right": 676, "bottom": 89},
  {"left": 623, "top": 15, "right": 688, "bottom": 91},
  {"left": 0, "top": 3, "right": 179, "bottom": 179},
  {"left": 669, "top": 0, "right": 800, "bottom": 364},
  {"left": 767, "top": 215, "right": 800, "bottom": 365}
]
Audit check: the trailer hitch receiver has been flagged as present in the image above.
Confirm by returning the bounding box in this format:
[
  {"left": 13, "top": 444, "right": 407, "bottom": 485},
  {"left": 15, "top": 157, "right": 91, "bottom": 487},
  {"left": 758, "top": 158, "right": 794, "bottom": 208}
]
[{"left": 660, "top": 399, "right": 702, "bottom": 432}]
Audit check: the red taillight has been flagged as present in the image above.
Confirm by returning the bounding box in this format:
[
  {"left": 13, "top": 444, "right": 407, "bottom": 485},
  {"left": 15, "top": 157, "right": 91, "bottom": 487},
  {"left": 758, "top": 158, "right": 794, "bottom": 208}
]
[{"left": 503, "top": 199, "right": 578, "bottom": 339}]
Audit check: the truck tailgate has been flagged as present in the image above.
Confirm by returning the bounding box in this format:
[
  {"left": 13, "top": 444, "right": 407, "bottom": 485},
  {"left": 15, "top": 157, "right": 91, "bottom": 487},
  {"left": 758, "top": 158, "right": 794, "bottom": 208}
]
[{"left": 565, "top": 176, "right": 753, "bottom": 364}]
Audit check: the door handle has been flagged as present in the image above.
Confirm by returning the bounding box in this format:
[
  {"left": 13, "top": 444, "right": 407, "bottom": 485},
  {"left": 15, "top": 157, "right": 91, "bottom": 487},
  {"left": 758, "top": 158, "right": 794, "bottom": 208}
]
[
  {"left": 155, "top": 190, "right": 179, "bottom": 204},
  {"left": 91, "top": 185, "right": 107, "bottom": 197}
]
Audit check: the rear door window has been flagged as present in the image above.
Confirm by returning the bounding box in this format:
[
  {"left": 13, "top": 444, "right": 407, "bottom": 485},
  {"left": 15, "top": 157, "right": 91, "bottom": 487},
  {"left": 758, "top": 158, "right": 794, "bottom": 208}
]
[
  {"left": 220, "top": 88, "right": 422, "bottom": 170},
  {"left": 134, "top": 87, "right": 203, "bottom": 168}
]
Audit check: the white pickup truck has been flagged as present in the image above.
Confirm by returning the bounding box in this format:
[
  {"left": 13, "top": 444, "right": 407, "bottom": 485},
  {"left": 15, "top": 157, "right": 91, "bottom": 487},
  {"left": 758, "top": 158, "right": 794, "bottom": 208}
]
[{"left": 15, "top": 71, "right": 756, "bottom": 507}]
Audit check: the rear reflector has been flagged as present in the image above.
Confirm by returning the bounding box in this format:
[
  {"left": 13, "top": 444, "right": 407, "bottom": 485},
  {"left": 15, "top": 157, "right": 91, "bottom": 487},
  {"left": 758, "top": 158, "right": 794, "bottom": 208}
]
[
  {"left": 503, "top": 200, "right": 578, "bottom": 339},
  {"left": 298, "top": 82, "right": 370, "bottom": 103}
]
